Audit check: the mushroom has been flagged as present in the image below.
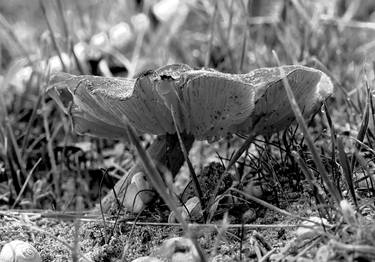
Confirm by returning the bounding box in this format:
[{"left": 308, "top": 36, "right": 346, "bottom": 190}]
[
  {"left": 0, "top": 240, "right": 41, "bottom": 262},
  {"left": 47, "top": 64, "right": 333, "bottom": 213}
]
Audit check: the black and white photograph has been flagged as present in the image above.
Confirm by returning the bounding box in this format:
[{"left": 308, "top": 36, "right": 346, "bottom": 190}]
[{"left": 0, "top": 0, "right": 374, "bottom": 261}]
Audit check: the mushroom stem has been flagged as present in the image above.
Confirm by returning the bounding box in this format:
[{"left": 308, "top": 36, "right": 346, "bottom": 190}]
[{"left": 98, "top": 133, "right": 194, "bottom": 213}]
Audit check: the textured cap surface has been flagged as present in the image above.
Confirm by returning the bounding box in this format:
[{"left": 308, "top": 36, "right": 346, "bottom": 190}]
[
  {"left": 238, "top": 65, "right": 333, "bottom": 135},
  {"left": 47, "top": 64, "right": 333, "bottom": 141}
]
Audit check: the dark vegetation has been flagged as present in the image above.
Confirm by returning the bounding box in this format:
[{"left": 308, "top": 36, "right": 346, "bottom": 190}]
[{"left": 0, "top": 0, "right": 375, "bottom": 261}]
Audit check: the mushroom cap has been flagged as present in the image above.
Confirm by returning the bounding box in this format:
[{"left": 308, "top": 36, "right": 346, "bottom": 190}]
[
  {"left": 237, "top": 65, "right": 333, "bottom": 135},
  {"left": 47, "top": 64, "right": 333, "bottom": 141},
  {"left": 48, "top": 64, "right": 255, "bottom": 141},
  {"left": 154, "top": 68, "right": 255, "bottom": 141}
]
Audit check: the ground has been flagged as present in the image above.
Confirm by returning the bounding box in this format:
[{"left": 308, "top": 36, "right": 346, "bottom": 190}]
[{"left": 0, "top": 200, "right": 305, "bottom": 261}]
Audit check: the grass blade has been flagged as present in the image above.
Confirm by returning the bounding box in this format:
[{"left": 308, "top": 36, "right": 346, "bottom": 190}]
[
  {"left": 273, "top": 53, "right": 341, "bottom": 205},
  {"left": 0, "top": 14, "right": 34, "bottom": 66},
  {"left": 125, "top": 122, "right": 207, "bottom": 262},
  {"left": 11, "top": 158, "right": 42, "bottom": 209},
  {"left": 207, "top": 132, "right": 256, "bottom": 221},
  {"left": 170, "top": 107, "right": 206, "bottom": 216},
  {"left": 323, "top": 102, "right": 340, "bottom": 189},
  {"left": 41, "top": 91, "right": 61, "bottom": 200},
  {"left": 353, "top": 151, "right": 375, "bottom": 195},
  {"left": 40, "top": 0, "right": 68, "bottom": 72},
  {"left": 337, "top": 137, "right": 358, "bottom": 206},
  {"left": 6, "top": 121, "right": 28, "bottom": 181},
  {"left": 125, "top": 122, "right": 187, "bottom": 227},
  {"left": 292, "top": 151, "right": 330, "bottom": 219},
  {"left": 204, "top": 1, "right": 218, "bottom": 67},
  {"left": 350, "top": 86, "right": 370, "bottom": 172},
  {"left": 21, "top": 94, "right": 42, "bottom": 156}
]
